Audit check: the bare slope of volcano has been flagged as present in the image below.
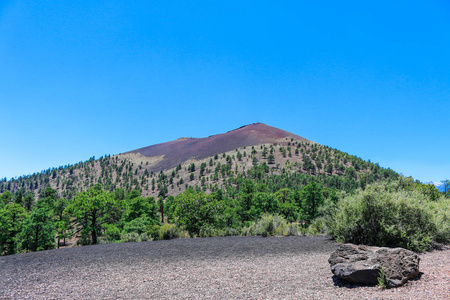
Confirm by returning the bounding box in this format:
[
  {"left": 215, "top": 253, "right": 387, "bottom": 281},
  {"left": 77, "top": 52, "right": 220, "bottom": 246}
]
[{"left": 125, "top": 123, "right": 312, "bottom": 171}]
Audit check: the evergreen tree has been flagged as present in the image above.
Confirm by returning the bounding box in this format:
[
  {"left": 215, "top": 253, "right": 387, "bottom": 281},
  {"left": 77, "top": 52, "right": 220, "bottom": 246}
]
[
  {"left": 23, "top": 193, "right": 35, "bottom": 211},
  {"left": 301, "top": 181, "right": 324, "bottom": 225},
  {"left": 200, "top": 162, "right": 207, "bottom": 176},
  {"left": 0, "top": 204, "right": 28, "bottom": 255},
  {"left": 1, "top": 191, "right": 13, "bottom": 205},
  {"left": 65, "top": 185, "right": 120, "bottom": 245},
  {"left": 326, "top": 163, "right": 333, "bottom": 174},
  {"left": 15, "top": 191, "right": 23, "bottom": 206},
  {"left": 54, "top": 197, "right": 71, "bottom": 247},
  {"left": 237, "top": 152, "right": 242, "bottom": 161},
  {"left": 17, "top": 207, "right": 55, "bottom": 252}
]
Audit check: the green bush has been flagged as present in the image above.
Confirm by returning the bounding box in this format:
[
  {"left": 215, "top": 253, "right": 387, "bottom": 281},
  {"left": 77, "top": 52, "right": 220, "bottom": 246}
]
[
  {"left": 77, "top": 233, "right": 92, "bottom": 245},
  {"left": 242, "top": 214, "right": 300, "bottom": 237},
  {"left": 119, "top": 232, "right": 153, "bottom": 243},
  {"left": 198, "top": 226, "right": 240, "bottom": 237},
  {"left": 158, "top": 223, "right": 189, "bottom": 240},
  {"left": 286, "top": 222, "right": 301, "bottom": 236},
  {"left": 198, "top": 227, "right": 222, "bottom": 237},
  {"left": 425, "top": 198, "right": 450, "bottom": 243},
  {"left": 103, "top": 224, "right": 121, "bottom": 243},
  {"left": 321, "top": 181, "right": 449, "bottom": 252},
  {"left": 121, "top": 232, "right": 141, "bottom": 243},
  {"left": 307, "top": 218, "right": 326, "bottom": 235},
  {"left": 138, "top": 232, "right": 152, "bottom": 242},
  {"left": 123, "top": 217, "right": 151, "bottom": 235},
  {"left": 146, "top": 225, "right": 161, "bottom": 240}
]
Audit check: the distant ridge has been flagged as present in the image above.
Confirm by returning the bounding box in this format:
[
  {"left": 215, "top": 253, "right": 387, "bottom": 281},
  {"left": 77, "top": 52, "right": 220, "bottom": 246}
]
[{"left": 126, "top": 123, "right": 312, "bottom": 171}]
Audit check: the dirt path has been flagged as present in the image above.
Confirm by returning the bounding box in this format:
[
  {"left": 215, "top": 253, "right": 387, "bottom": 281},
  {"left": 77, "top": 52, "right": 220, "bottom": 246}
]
[{"left": 0, "top": 236, "right": 448, "bottom": 299}]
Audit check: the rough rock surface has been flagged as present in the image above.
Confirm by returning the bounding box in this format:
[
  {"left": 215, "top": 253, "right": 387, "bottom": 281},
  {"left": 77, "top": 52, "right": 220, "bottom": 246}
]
[{"left": 329, "top": 244, "right": 420, "bottom": 288}]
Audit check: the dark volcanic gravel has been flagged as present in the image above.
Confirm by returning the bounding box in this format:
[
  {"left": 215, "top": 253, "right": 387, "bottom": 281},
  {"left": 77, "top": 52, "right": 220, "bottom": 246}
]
[{"left": 0, "top": 236, "right": 448, "bottom": 299}]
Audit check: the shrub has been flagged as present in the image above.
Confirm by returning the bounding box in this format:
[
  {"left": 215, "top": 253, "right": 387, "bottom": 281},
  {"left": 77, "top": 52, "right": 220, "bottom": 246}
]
[
  {"left": 199, "top": 227, "right": 222, "bottom": 237},
  {"left": 138, "top": 232, "right": 152, "bottom": 242},
  {"left": 287, "top": 223, "right": 301, "bottom": 236},
  {"left": 158, "top": 223, "right": 189, "bottom": 240},
  {"left": 321, "top": 181, "right": 449, "bottom": 252},
  {"left": 307, "top": 218, "right": 325, "bottom": 235},
  {"left": 103, "top": 224, "right": 121, "bottom": 243},
  {"left": 77, "top": 233, "right": 92, "bottom": 245},
  {"left": 119, "top": 232, "right": 153, "bottom": 243},
  {"left": 241, "top": 224, "right": 255, "bottom": 236},
  {"left": 242, "top": 214, "right": 300, "bottom": 237},
  {"left": 425, "top": 198, "right": 450, "bottom": 244},
  {"left": 198, "top": 226, "right": 240, "bottom": 237},
  {"left": 146, "top": 225, "right": 161, "bottom": 240},
  {"left": 123, "top": 217, "right": 150, "bottom": 235},
  {"left": 121, "top": 232, "right": 141, "bottom": 243}
]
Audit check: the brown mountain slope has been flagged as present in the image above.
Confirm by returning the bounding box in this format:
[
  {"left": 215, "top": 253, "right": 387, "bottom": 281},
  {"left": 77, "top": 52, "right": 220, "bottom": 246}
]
[
  {"left": 3, "top": 123, "right": 397, "bottom": 200},
  {"left": 125, "top": 123, "right": 312, "bottom": 172}
]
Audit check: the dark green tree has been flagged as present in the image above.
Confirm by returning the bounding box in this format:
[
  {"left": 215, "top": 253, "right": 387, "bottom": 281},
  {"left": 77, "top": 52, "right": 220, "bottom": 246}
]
[
  {"left": 237, "top": 152, "right": 242, "bottom": 161},
  {"left": 0, "top": 204, "right": 28, "bottom": 255},
  {"left": 43, "top": 187, "right": 58, "bottom": 201},
  {"left": 17, "top": 207, "right": 55, "bottom": 252},
  {"left": 54, "top": 197, "right": 71, "bottom": 247},
  {"left": 15, "top": 191, "right": 23, "bottom": 206},
  {"left": 123, "top": 195, "right": 157, "bottom": 223},
  {"left": 275, "top": 188, "right": 299, "bottom": 222},
  {"left": 262, "top": 147, "right": 268, "bottom": 158},
  {"left": 173, "top": 189, "right": 235, "bottom": 236},
  {"left": 345, "top": 167, "right": 358, "bottom": 180},
  {"left": 316, "top": 160, "right": 322, "bottom": 170},
  {"left": 164, "top": 195, "right": 176, "bottom": 223},
  {"left": 248, "top": 192, "right": 280, "bottom": 220},
  {"left": 158, "top": 184, "right": 168, "bottom": 198},
  {"left": 65, "top": 185, "right": 120, "bottom": 245},
  {"left": 36, "top": 187, "right": 58, "bottom": 212},
  {"left": 237, "top": 180, "right": 255, "bottom": 222},
  {"left": 1, "top": 191, "right": 13, "bottom": 205},
  {"left": 200, "top": 162, "right": 207, "bottom": 176},
  {"left": 326, "top": 163, "right": 333, "bottom": 174},
  {"left": 23, "top": 193, "right": 35, "bottom": 211},
  {"left": 301, "top": 181, "right": 324, "bottom": 225}
]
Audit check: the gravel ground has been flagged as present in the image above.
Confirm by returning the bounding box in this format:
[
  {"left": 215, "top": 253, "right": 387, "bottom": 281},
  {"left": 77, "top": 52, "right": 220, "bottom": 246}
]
[{"left": 0, "top": 236, "right": 448, "bottom": 299}]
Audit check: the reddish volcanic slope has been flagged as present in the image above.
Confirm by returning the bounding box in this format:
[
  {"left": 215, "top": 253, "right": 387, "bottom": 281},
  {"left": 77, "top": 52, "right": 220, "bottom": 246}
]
[{"left": 126, "top": 123, "right": 311, "bottom": 171}]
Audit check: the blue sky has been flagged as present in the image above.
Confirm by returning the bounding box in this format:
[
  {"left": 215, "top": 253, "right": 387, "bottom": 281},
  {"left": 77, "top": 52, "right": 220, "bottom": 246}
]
[{"left": 0, "top": 1, "right": 449, "bottom": 183}]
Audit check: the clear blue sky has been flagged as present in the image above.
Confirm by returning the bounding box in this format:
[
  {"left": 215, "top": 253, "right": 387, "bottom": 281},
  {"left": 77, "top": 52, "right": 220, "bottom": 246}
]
[{"left": 1, "top": 1, "right": 449, "bottom": 183}]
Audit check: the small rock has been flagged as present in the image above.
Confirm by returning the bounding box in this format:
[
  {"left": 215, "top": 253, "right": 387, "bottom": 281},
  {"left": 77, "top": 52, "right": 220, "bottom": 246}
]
[{"left": 329, "top": 244, "right": 420, "bottom": 288}]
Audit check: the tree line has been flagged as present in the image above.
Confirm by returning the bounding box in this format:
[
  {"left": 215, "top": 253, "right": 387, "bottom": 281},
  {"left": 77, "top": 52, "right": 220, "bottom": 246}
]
[
  {"left": 0, "top": 141, "right": 404, "bottom": 202},
  {"left": 1, "top": 174, "right": 447, "bottom": 255}
]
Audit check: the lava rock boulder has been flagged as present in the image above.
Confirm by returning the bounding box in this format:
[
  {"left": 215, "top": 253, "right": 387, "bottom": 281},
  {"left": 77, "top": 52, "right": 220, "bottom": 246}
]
[{"left": 329, "top": 244, "right": 420, "bottom": 288}]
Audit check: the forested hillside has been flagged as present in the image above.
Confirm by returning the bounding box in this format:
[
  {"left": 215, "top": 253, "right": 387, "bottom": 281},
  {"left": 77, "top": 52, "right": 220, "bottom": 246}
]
[
  {"left": 1, "top": 124, "right": 447, "bottom": 256},
  {"left": 1, "top": 140, "right": 398, "bottom": 201}
]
